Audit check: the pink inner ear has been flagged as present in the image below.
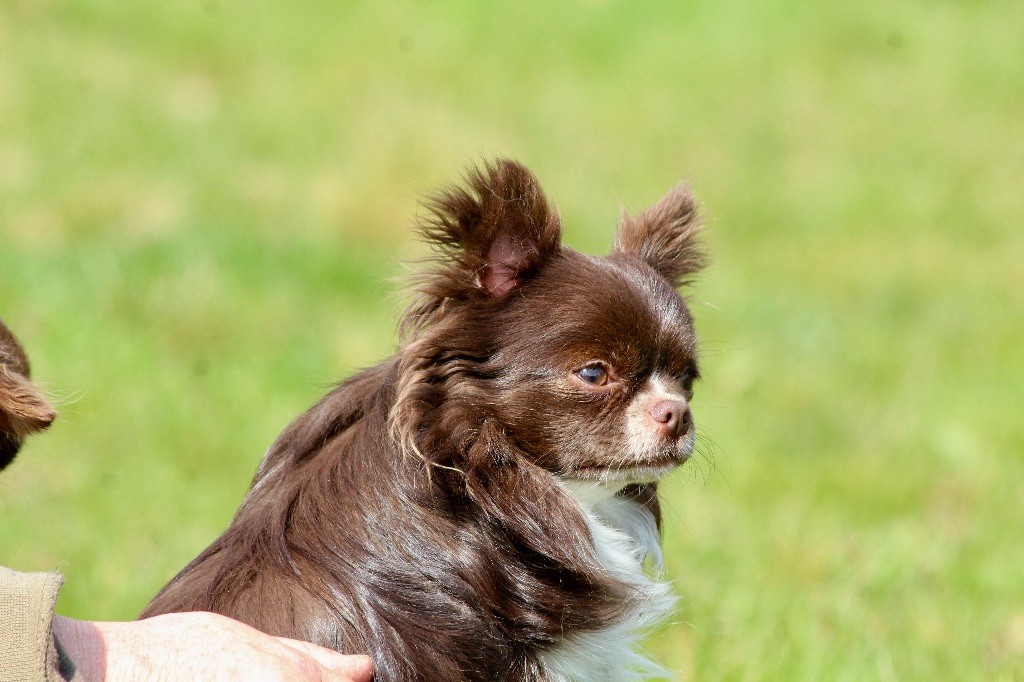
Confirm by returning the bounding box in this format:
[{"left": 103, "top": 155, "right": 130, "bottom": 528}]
[{"left": 481, "top": 232, "right": 523, "bottom": 296}]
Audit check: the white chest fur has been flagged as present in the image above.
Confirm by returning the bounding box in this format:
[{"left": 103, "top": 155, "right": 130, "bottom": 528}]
[{"left": 538, "top": 481, "right": 677, "bottom": 681}]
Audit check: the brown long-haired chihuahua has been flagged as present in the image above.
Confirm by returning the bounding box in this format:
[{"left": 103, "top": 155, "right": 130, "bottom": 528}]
[{"left": 143, "top": 160, "right": 708, "bottom": 681}]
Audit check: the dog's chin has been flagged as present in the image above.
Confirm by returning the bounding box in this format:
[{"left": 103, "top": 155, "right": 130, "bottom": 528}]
[{"left": 566, "top": 440, "right": 694, "bottom": 486}]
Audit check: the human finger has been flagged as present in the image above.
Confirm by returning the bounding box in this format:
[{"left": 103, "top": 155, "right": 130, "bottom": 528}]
[{"left": 276, "top": 637, "right": 374, "bottom": 681}]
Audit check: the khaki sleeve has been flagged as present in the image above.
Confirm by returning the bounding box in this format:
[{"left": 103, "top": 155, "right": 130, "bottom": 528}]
[{"left": 0, "top": 566, "right": 69, "bottom": 682}]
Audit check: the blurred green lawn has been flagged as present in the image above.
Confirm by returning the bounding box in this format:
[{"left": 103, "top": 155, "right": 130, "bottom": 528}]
[{"left": 2, "top": 1, "right": 1022, "bottom": 678}]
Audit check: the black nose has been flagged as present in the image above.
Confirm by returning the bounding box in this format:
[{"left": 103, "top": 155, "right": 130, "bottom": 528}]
[{"left": 648, "top": 400, "right": 691, "bottom": 439}]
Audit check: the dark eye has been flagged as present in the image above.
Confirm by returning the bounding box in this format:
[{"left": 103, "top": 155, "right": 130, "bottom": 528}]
[
  {"left": 576, "top": 364, "right": 609, "bottom": 386},
  {"left": 680, "top": 365, "right": 699, "bottom": 393}
]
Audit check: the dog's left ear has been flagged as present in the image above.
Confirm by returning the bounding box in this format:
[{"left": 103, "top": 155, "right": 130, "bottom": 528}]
[
  {"left": 419, "top": 159, "right": 561, "bottom": 298},
  {"left": 615, "top": 183, "right": 708, "bottom": 287}
]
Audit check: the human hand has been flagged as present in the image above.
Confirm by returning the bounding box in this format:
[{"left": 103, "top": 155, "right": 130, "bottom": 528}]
[{"left": 52, "top": 611, "right": 373, "bottom": 681}]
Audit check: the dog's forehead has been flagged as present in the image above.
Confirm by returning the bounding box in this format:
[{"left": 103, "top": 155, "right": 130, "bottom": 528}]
[
  {"left": 598, "top": 254, "right": 694, "bottom": 350},
  {"left": 597, "top": 253, "right": 692, "bottom": 333},
  {"left": 514, "top": 251, "right": 696, "bottom": 370}
]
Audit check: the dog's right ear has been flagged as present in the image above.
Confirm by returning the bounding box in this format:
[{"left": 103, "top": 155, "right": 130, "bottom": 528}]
[
  {"left": 615, "top": 183, "right": 707, "bottom": 287},
  {"left": 416, "top": 159, "right": 562, "bottom": 300},
  {"left": 0, "top": 321, "right": 57, "bottom": 470}
]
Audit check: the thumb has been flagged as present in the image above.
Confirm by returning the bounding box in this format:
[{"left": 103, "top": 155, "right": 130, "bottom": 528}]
[
  {"left": 329, "top": 654, "right": 373, "bottom": 682},
  {"left": 276, "top": 637, "right": 374, "bottom": 681}
]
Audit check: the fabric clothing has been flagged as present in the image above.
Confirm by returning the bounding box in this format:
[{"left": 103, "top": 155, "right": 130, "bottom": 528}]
[{"left": 0, "top": 566, "right": 75, "bottom": 682}]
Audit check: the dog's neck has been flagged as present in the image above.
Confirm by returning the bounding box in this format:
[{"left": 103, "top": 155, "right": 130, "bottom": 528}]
[
  {"left": 541, "top": 478, "right": 675, "bottom": 681},
  {"left": 559, "top": 479, "right": 625, "bottom": 507}
]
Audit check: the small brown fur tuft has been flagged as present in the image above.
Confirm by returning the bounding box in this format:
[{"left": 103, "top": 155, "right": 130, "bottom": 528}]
[{"left": 0, "top": 320, "right": 57, "bottom": 470}]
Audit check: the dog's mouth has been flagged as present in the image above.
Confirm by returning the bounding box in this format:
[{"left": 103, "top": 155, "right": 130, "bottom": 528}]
[
  {"left": 563, "top": 427, "right": 697, "bottom": 484},
  {"left": 570, "top": 448, "right": 691, "bottom": 484}
]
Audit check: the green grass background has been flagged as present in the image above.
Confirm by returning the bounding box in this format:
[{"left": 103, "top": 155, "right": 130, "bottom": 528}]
[{"left": 2, "top": 1, "right": 1022, "bottom": 678}]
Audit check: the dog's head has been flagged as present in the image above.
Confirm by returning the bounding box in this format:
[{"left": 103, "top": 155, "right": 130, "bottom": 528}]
[
  {"left": 393, "top": 160, "right": 706, "bottom": 491},
  {"left": 0, "top": 320, "right": 57, "bottom": 470}
]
